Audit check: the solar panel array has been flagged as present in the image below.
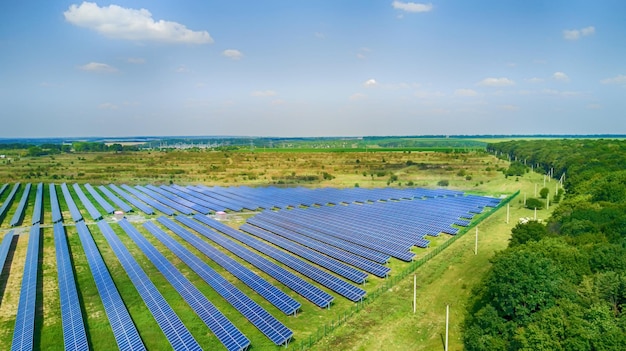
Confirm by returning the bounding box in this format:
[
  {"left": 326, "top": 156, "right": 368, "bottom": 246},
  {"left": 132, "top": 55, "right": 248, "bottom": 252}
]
[
  {"left": 60, "top": 183, "right": 83, "bottom": 222},
  {"left": 119, "top": 219, "right": 251, "bottom": 351},
  {"left": 31, "top": 183, "right": 43, "bottom": 225},
  {"left": 11, "top": 224, "right": 40, "bottom": 351},
  {"left": 96, "top": 220, "right": 201, "bottom": 350},
  {"left": 144, "top": 219, "right": 294, "bottom": 345},
  {"left": 0, "top": 183, "right": 21, "bottom": 225},
  {"left": 72, "top": 183, "right": 103, "bottom": 221},
  {"left": 108, "top": 184, "right": 154, "bottom": 214},
  {"left": 157, "top": 217, "right": 301, "bottom": 315},
  {"left": 121, "top": 184, "right": 175, "bottom": 215},
  {"left": 97, "top": 184, "right": 133, "bottom": 213},
  {"left": 0, "top": 230, "right": 15, "bottom": 277},
  {"left": 74, "top": 221, "right": 146, "bottom": 351},
  {"left": 0, "top": 183, "right": 8, "bottom": 198},
  {"left": 53, "top": 222, "right": 88, "bottom": 350},
  {"left": 10, "top": 183, "right": 32, "bottom": 226},
  {"left": 191, "top": 215, "right": 367, "bottom": 302},
  {"left": 49, "top": 184, "right": 63, "bottom": 223},
  {"left": 84, "top": 183, "right": 115, "bottom": 214},
  {"left": 144, "top": 185, "right": 209, "bottom": 214}
]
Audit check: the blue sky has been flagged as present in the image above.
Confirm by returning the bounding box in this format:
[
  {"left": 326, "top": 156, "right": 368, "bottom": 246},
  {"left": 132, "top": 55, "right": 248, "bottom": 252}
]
[{"left": 1, "top": 1, "right": 625, "bottom": 138}]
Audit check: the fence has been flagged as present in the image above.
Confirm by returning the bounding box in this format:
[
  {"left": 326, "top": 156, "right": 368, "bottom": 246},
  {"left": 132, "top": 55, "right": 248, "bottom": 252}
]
[{"left": 293, "top": 190, "right": 520, "bottom": 350}]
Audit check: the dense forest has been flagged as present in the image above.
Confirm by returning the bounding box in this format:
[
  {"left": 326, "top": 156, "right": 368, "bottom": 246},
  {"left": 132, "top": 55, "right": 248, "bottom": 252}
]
[{"left": 465, "top": 139, "right": 626, "bottom": 350}]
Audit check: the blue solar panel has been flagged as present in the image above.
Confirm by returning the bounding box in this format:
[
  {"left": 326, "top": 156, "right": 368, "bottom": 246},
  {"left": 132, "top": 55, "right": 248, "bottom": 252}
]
[
  {"left": 156, "top": 217, "right": 301, "bottom": 315},
  {"left": 107, "top": 184, "right": 154, "bottom": 215},
  {"left": 0, "top": 183, "right": 8, "bottom": 198},
  {"left": 31, "top": 183, "right": 43, "bottom": 225},
  {"left": 72, "top": 184, "right": 103, "bottom": 221},
  {"left": 53, "top": 222, "right": 88, "bottom": 350},
  {"left": 74, "top": 222, "right": 145, "bottom": 351},
  {"left": 144, "top": 185, "right": 210, "bottom": 214},
  {"left": 0, "top": 183, "right": 21, "bottom": 225},
  {"left": 96, "top": 185, "right": 133, "bottom": 213},
  {"left": 144, "top": 219, "right": 294, "bottom": 346},
  {"left": 159, "top": 216, "right": 332, "bottom": 309},
  {"left": 84, "top": 184, "right": 115, "bottom": 214},
  {"left": 163, "top": 185, "right": 223, "bottom": 212},
  {"left": 60, "top": 183, "right": 83, "bottom": 223},
  {"left": 49, "top": 184, "right": 63, "bottom": 223},
  {"left": 9, "top": 183, "right": 31, "bottom": 227},
  {"left": 133, "top": 185, "right": 193, "bottom": 215},
  {"left": 118, "top": 184, "right": 173, "bottom": 215},
  {"left": 0, "top": 230, "right": 15, "bottom": 280},
  {"left": 11, "top": 224, "right": 40, "bottom": 351},
  {"left": 190, "top": 215, "right": 366, "bottom": 302},
  {"left": 96, "top": 220, "right": 201, "bottom": 350},
  {"left": 119, "top": 219, "right": 251, "bottom": 351}
]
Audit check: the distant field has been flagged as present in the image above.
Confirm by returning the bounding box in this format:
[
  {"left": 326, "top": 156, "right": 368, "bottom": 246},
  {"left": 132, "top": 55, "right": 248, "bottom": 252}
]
[{"left": 0, "top": 147, "right": 549, "bottom": 350}]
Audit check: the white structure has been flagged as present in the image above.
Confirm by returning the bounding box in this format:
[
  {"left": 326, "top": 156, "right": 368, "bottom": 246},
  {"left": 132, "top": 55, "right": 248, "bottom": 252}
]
[
  {"left": 114, "top": 210, "right": 125, "bottom": 221},
  {"left": 215, "top": 211, "right": 227, "bottom": 221}
]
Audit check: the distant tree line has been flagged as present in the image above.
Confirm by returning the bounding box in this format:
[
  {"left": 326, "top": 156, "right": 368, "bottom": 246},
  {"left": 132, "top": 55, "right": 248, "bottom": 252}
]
[
  {"left": 465, "top": 139, "right": 626, "bottom": 350},
  {"left": 15, "top": 142, "right": 140, "bottom": 156}
]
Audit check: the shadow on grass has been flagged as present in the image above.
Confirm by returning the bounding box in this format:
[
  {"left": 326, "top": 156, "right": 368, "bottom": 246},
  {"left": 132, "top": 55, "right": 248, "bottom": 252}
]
[{"left": 0, "top": 235, "right": 19, "bottom": 306}]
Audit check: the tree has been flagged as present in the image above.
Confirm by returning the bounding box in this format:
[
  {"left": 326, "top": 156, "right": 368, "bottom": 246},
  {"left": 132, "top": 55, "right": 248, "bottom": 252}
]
[
  {"left": 539, "top": 187, "right": 549, "bottom": 199},
  {"left": 437, "top": 179, "right": 449, "bottom": 187},
  {"left": 509, "top": 221, "right": 548, "bottom": 248},
  {"left": 525, "top": 198, "right": 544, "bottom": 210}
]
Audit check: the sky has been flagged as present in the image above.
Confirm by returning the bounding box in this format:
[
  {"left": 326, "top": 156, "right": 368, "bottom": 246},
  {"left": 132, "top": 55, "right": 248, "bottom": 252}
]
[{"left": 1, "top": 1, "right": 625, "bottom": 138}]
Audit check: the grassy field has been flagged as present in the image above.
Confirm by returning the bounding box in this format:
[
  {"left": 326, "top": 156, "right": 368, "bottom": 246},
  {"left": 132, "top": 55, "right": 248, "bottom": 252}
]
[{"left": 0, "top": 149, "right": 557, "bottom": 350}]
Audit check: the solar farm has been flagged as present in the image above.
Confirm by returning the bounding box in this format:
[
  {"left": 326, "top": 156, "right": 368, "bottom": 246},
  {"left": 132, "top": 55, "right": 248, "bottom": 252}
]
[{"left": 0, "top": 182, "right": 505, "bottom": 350}]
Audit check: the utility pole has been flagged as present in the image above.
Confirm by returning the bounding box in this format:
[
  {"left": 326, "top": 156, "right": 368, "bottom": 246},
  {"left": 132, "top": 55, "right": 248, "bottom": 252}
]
[
  {"left": 474, "top": 227, "right": 478, "bottom": 255},
  {"left": 413, "top": 274, "right": 416, "bottom": 314},
  {"left": 445, "top": 305, "right": 450, "bottom": 351},
  {"left": 506, "top": 203, "right": 510, "bottom": 224}
]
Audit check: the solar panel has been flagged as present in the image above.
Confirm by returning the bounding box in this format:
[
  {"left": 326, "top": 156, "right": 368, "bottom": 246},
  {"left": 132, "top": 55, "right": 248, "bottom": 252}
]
[
  {"left": 31, "top": 183, "right": 43, "bottom": 225},
  {"left": 0, "top": 183, "right": 8, "bottom": 198},
  {"left": 118, "top": 184, "right": 173, "bottom": 215},
  {"left": 60, "top": 183, "right": 83, "bottom": 222},
  {"left": 119, "top": 219, "right": 251, "bottom": 351},
  {"left": 96, "top": 185, "right": 133, "bottom": 213},
  {"left": 189, "top": 215, "right": 366, "bottom": 302},
  {"left": 0, "top": 183, "right": 21, "bottom": 225},
  {"left": 158, "top": 216, "right": 332, "bottom": 308},
  {"left": 11, "top": 224, "right": 40, "bottom": 351},
  {"left": 49, "top": 184, "right": 63, "bottom": 223},
  {"left": 10, "top": 183, "right": 31, "bottom": 227},
  {"left": 74, "top": 222, "right": 146, "bottom": 351},
  {"left": 54, "top": 222, "right": 88, "bottom": 350},
  {"left": 144, "top": 185, "right": 209, "bottom": 214},
  {"left": 72, "top": 184, "right": 103, "bottom": 221},
  {"left": 144, "top": 219, "right": 294, "bottom": 346},
  {"left": 84, "top": 183, "right": 115, "bottom": 214},
  {"left": 133, "top": 185, "right": 193, "bottom": 215},
  {"left": 0, "top": 230, "right": 15, "bottom": 280},
  {"left": 156, "top": 217, "right": 301, "bottom": 315},
  {"left": 107, "top": 184, "right": 154, "bottom": 215},
  {"left": 96, "top": 220, "right": 201, "bottom": 350}
]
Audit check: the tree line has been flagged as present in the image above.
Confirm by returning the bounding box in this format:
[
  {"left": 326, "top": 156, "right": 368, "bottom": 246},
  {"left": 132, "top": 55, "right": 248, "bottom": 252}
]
[{"left": 465, "top": 139, "right": 626, "bottom": 350}]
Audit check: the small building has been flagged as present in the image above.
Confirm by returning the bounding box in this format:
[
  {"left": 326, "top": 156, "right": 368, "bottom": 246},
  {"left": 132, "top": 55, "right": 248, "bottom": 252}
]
[
  {"left": 114, "top": 210, "right": 125, "bottom": 221},
  {"left": 215, "top": 211, "right": 227, "bottom": 221}
]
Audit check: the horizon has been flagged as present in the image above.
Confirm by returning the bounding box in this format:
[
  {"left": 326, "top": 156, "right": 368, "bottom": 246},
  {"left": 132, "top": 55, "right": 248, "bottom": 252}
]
[{"left": 2, "top": 1, "right": 625, "bottom": 137}]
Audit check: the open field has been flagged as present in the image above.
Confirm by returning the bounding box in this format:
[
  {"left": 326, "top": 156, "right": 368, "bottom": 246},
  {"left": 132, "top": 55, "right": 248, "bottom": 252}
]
[{"left": 0, "top": 148, "right": 556, "bottom": 350}]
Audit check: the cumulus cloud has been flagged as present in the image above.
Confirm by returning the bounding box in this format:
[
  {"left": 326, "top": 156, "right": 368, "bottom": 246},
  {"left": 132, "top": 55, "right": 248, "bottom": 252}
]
[
  {"left": 563, "top": 26, "right": 595, "bottom": 40},
  {"left": 601, "top": 74, "right": 626, "bottom": 85},
  {"left": 477, "top": 77, "right": 515, "bottom": 87},
  {"left": 64, "top": 2, "right": 213, "bottom": 44},
  {"left": 349, "top": 93, "right": 367, "bottom": 101},
  {"left": 222, "top": 49, "right": 243, "bottom": 60},
  {"left": 363, "top": 79, "right": 377, "bottom": 87},
  {"left": 454, "top": 89, "right": 478, "bottom": 97},
  {"left": 251, "top": 90, "right": 277, "bottom": 97},
  {"left": 175, "top": 65, "right": 189, "bottom": 73},
  {"left": 392, "top": 1, "right": 433, "bottom": 13},
  {"left": 78, "top": 62, "right": 117, "bottom": 72},
  {"left": 552, "top": 72, "right": 569, "bottom": 81},
  {"left": 127, "top": 57, "right": 145, "bottom": 64}
]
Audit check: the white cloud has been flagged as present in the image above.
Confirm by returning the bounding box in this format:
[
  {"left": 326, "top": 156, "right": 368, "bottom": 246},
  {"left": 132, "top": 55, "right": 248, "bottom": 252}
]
[
  {"left": 552, "top": 72, "right": 569, "bottom": 81},
  {"left": 356, "top": 47, "right": 370, "bottom": 59},
  {"left": 414, "top": 90, "right": 444, "bottom": 99},
  {"left": 541, "top": 89, "right": 581, "bottom": 97},
  {"left": 175, "top": 65, "right": 189, "bottom": 73},
  {"left": 525, "top": 77, "right": 544, "bottom": 83},
  {"left": 392, "top": 1, "right": 433, "bottom": 13},
  {"left": 64, "top": 2, "right": 213, "bottom": 44},
  {"left": 78, "top": 62, "right": 117, "bottom": 72},
  {"left": 127, "top": 57, "right": 145, "bottom": 64},
  {"left": 222, "top": 49, "right": 243, "bottom": 60},
  {"left": 601, "top": 74, "right": 626, "bottom": 85},
  {"left": 98, "top": 102, "right": 118, "bottom": 110},
  {"left": 454, "top": 89, "right": 478, "bottom": 97},
  {"left": 563, "top": 26, "right": 595, "bottom": 40},
  {"left": 364, "top": 79, "right": 377, "bottom": 87},
  {"left": 349, "top": 93, "right": 367, "bottom": 101},
  {"left": 477, "top": 77, "right": 515, "bottom": 87},
  {"left": 271, "top": 99, "right": 286, "bottom": 106},
  {"left": 251, "top": 90, "right": 277, "bottom": 97}
]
